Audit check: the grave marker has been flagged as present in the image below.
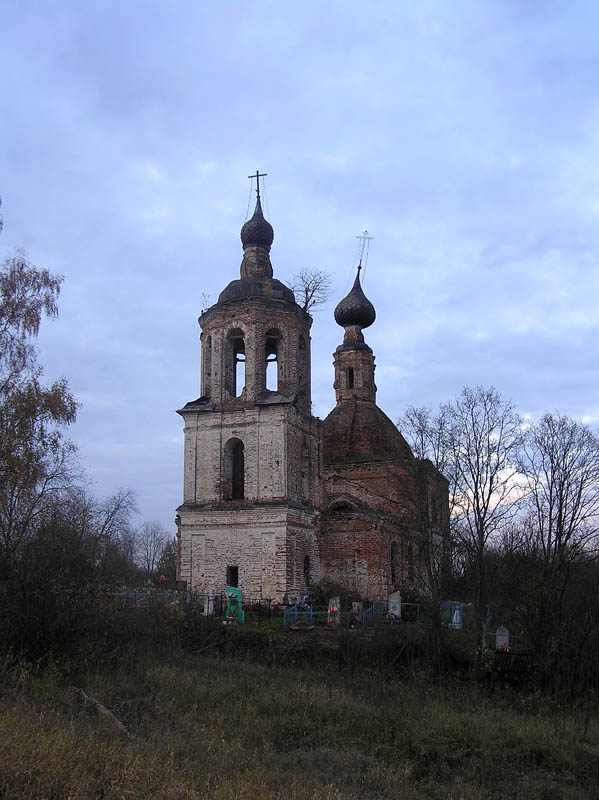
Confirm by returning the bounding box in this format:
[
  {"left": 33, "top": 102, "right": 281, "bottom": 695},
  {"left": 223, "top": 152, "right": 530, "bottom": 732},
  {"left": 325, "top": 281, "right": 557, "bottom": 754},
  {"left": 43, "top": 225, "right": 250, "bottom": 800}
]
[
  {"left": 225, "top": 585, "right": 245, "bottom": 624},
  {"left": 496, "top": 625, "right": 509, "bottom": 650},
  {"left": 327, "top": 596, "right": 341, "bottom": 627},
  {"left": 204, "top": 589, "right": 215, "bottom": 617},
  {"left": 388, "top": 590, "right": 401, "bottom": 619}
]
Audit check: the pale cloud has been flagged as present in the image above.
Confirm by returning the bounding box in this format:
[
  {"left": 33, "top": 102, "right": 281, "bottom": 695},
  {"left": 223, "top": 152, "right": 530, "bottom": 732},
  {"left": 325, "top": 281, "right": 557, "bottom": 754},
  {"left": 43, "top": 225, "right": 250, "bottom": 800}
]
[{"left": 138, "top": 162, "right": 166, "bottom": 184}]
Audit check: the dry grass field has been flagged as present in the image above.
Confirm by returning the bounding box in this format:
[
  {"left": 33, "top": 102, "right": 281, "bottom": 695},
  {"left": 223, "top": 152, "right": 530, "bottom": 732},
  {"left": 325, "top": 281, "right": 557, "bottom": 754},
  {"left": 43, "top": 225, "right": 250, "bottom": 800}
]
[{"left": 1, "top": 622, "right": 598, "bottom": 800}]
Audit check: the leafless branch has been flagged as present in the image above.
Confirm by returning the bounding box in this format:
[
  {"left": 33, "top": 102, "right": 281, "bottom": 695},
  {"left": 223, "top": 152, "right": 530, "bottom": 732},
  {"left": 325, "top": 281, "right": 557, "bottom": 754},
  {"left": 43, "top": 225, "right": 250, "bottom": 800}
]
[{"left": 290, "top": 267, "right": 332, "bottom": 312}]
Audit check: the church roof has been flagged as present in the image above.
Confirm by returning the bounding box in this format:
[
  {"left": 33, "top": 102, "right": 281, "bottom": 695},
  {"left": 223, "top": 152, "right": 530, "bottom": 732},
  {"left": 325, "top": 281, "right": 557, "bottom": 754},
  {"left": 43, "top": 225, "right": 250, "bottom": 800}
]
[
  {"left": 334, "top": 268, "right": 376, "bottom": 330},
  {"left": 218, "top": 187, "right": 296, "bottom": 304},
  {"left": 240, "top": 197, "right": 274, "bottom": 250},
  {"left": 218, "top": 276, "right": 295, "bottom": 304},
  {"left": 323, "top": 400, "right": 414, "bottom": 465}
]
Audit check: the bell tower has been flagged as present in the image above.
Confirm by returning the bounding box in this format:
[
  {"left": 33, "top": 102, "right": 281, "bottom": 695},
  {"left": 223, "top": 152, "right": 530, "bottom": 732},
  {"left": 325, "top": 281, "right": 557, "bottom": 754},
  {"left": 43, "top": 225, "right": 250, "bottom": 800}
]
[
  {"left": 332, "top": 264, "right": 377, "bottom": 405},
  {"left": 176, "top": 175, "right": 323, "bottom": 600}
]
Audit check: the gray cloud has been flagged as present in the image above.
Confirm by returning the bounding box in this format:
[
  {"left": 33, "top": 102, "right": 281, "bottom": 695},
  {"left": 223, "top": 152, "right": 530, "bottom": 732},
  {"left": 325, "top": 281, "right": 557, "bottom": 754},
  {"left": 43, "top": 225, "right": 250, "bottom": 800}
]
[{"left": 1, "top": 0, "right": 597, "bottom": 528}]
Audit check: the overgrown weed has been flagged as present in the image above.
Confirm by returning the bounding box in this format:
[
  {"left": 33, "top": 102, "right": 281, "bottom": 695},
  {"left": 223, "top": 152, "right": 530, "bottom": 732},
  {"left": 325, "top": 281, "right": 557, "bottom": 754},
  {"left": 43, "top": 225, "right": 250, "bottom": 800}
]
[
  {"left": 2, "top": 607, "right": 599, "bottom": 798},
  {"left": 3, "top": 649, "right": 599, "bottom": 799}
]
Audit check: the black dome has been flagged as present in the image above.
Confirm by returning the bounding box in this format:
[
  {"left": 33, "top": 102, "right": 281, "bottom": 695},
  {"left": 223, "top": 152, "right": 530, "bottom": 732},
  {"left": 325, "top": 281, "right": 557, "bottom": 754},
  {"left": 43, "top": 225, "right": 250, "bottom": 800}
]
[
  {"left": 240, "top": 197, "right": 274, "bottom": 249},
  {"left": 334, "top": 270, "right": 376, "bottom": 329}
]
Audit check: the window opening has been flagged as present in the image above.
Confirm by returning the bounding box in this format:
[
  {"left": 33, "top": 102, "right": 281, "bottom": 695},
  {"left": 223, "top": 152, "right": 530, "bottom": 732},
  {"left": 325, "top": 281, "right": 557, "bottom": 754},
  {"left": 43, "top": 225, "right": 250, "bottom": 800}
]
[
  {"left": 226, "top": 329, "right": 245, "bottom": 397},
  {"left": 303, "top": 555, "right": 311, "bottom": 587},
  {"left": 226, "top": 566, "right": 238, "bottom": 587},
  {"left": 265, "top": 329, "right": 281, "bottom": 392},
  {"left": 347, "top": 368, "right": 354, "bottom": 389},
  {"left": 223, "top": 438, "right": 244, "bottom": 500},
  {"left": 266, "top": 353, "right": 277, "bottom": 390},
  {"left": 235, "top": 352, "right": 245, "bottom": 397}
]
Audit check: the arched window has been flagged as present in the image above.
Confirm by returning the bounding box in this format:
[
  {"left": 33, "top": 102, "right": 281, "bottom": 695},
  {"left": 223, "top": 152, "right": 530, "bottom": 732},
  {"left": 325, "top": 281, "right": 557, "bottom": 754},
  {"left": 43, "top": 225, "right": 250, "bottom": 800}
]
[
  {"left": 391, "top": 541, "right": 399, "bottom": 585},
  {"left": 223, "top": 438, "right": 244, "bottom": 500},
  {"left": 265, "top": 329, "right": 282, "bottom": 391},
  {"left": 303, "top": 555, "right": 311, "bottom": 587},
  {"left": 225, "top": 329, "right": 245, "bottom": 397},
  {"left": 327, "top": 499, "right": 356, "bottom": 512}
]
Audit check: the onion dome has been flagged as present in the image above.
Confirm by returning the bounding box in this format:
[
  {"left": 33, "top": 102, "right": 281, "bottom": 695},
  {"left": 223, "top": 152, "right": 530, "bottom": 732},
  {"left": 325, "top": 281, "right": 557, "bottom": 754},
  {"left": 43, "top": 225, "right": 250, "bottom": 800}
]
[
  {"left": 334, "top": 268, "right": 376, "bottom": 329},
  {"left": 240, "top": 197, "right": 274, "bottom": 250}
]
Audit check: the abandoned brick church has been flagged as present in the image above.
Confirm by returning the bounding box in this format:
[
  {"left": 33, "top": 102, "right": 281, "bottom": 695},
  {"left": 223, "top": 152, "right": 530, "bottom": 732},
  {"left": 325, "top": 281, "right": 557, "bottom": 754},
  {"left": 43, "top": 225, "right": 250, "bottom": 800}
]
[{"left": 176, "top": 186, "right": 449, "bottom": 602}]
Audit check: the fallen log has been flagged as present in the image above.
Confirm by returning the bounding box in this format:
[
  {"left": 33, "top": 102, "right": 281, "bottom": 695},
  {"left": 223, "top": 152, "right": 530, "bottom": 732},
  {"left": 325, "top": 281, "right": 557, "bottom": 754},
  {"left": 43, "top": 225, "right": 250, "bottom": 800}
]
[{"left": 70, "top": 686, "right": 132, "bottom": 740}]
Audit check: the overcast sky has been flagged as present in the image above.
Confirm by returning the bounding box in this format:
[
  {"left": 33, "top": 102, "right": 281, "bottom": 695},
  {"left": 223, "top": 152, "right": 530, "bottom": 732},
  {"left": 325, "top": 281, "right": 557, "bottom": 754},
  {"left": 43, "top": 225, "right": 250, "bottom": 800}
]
[{"left": 1, "top": 0, "right": 598, "bottom": 531}]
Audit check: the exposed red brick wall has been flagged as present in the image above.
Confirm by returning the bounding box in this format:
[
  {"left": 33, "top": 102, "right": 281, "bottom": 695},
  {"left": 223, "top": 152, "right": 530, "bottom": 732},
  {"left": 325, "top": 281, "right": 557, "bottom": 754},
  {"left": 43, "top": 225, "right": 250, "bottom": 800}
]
[
  {"left": 320, "top": 399, "right": 450, "bottom": 601},
  {"left": 323, "top": 401, "right": 413, "bottom": 465}
]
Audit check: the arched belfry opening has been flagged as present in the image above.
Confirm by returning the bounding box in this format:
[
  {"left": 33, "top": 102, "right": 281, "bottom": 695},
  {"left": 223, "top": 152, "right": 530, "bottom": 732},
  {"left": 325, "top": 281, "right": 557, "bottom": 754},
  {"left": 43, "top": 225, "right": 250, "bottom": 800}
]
[
  {"left": 265, "top": 328, "right": 282, "bottom": 391},
  {"left": 225, "top": 329, "right": 245, "bottom": 397},
  {"left": 223, "top": 438, "right": 244, "bottom": 500}
]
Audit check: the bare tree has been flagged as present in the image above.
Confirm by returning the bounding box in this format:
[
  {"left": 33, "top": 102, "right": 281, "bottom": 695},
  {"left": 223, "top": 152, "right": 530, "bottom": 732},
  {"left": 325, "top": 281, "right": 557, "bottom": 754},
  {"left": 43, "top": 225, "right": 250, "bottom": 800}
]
[
  {"left": 290, "top": 267, "right": 332, "bottom": 312},
  {"left": 398, "top": 406, "right": 456, "bottom": 661},
  {"left": 402, "top": 389, "right": 524, "bottom": 667},
  {"left": 21, "top": 487, "right": 139, "bottom": 588},
  {"left": 199, "top": 292, "right": 211, "bottom": 314},
  {"left": 93, "top": 489, "right": 138, "bottom": 579},
  {"left": 399, "top": 404, "right": 458, "bottom": 572},
  {"left": 156, "top": 536, "right": 177, "bottom": 586},
  {"left": 40, "top": 486, "right": 138, "bottom": 582},
  {"left": 516, "top": 413, "right": 599, "bottom": 657},
  {"left": 137, "top": 520, "right": 169, "bottom": 580},
  {"left": 399, "top": 404, "right": 457, "bottom": 489},
  {"left": 520, "top": 414, "right": 599, "bottom": 563},
  {"left": 448, "top": 386, "right": 523, "bottom": 670},
  {"left": 119, "top": 527, "right": 138, "bottom": 568}
]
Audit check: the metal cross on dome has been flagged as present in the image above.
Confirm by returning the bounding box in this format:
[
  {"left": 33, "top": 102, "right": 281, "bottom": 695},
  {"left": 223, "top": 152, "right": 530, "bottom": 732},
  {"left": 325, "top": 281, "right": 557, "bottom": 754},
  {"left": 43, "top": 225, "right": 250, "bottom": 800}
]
[
  {"left": 356, "top": 230, "right": 373, "bottom": 270},
  {"left": 248, "top": 170, "right": 268, "bottom": 200}
]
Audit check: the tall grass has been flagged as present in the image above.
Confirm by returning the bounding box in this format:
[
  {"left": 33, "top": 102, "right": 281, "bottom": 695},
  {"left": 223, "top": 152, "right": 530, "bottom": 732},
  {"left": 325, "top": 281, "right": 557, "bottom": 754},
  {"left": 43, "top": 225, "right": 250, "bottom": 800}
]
[{"left": 1, "top": 641, "right": 598, "bottom": 800}]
